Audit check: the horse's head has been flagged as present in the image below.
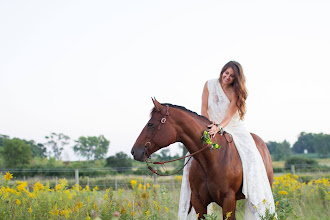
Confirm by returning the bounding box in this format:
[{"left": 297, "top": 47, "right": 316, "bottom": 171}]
[{"left": 131, "top": 99, "right": 178, "bottom": 162}]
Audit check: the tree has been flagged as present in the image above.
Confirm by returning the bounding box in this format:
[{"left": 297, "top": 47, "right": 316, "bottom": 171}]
[
  {"left": 292, "top": 132, "right": 315, "bottom": 154},
  {"left": 73, "top": 135, "right": 109, "bottom": 160},
  {"left": 273, "top": 140, "right": 291, "bottom": 161},
  {"left": 313, "top": 133, "right": 330, "bottom": 158},
  {"left": 1, "top": 138, "right": 32, "bottom": 167},
  {"left": 105, "top": 152, "right": 133, "bottom": 171},
  {"left": 266, "top": 141, "right": 277, "bottom": 155},
  {"left": 0, "top": 134, "right": 10, "bottom": 147},
  {"left": 23, "top": 140, "right": 47, "bottom": 158},
  {"left": 45, "top": 133, "right": 70, "bottom": 161}
]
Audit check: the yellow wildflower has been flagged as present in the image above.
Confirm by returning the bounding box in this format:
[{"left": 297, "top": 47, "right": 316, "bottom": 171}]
[
  {"left": 164, "top": 206, "right": 169, "bottom": 212},
  {"left": 130, "top": 180, "right": 137, "bottom": 189},
  {"left": 93, "top": 186, "right": 99, "bottom": 191},
  {"left": 4, "top": 172, "right": 13, "bottom": 181},
  {"left": 226, "top": 211, "right": 232, "bottom": 218},
  {"left": 145, "top": 210, "right": 150, "bottom": 216},
  {"left": 28, "top": 206, "right": 32, "bottom": 213},
  {"left": 278, "top": 190, "right": 289, "bottom": 195},
  {"left": 33, "top": 181, "right": 44, "bottom": 191},
  {"left": 16, "top": 199, "right": 21, "bottom": 205}
]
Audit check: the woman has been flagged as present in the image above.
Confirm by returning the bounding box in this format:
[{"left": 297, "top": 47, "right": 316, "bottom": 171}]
[{"left": 178, "top": 61, "right": 276, "bottom": 219}]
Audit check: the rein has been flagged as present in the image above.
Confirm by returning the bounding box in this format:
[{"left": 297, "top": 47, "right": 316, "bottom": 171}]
[{"left": 144, "top": 105, "right": 233, "bottom": 176}]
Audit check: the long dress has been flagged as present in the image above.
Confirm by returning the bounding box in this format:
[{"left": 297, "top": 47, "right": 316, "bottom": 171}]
[{"left": 178, "top": 79, "right": 276, "bottom": 220}]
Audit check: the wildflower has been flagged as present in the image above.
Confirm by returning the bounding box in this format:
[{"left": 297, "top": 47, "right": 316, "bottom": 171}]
[
  {"left": 28, "top": 206, "right": 32, "bottom": 213},
  {"left": 76, "top": 201, "right": 83, "bottom": 209},
  {"left": 138, "top": 183, "right": 143, "bottom": 190},
  {"left": 278, "top": 190, "right": 289, "bottom": 195},
  {"left": 226, "top": 211, "right": 232, "bottom": 218},
  {"left": 28, "top": 192, "right": 36, "bottom": 198},
  {"left": 93, "top": 186, "right": 99, "bottom": 191},
  {"left": 145, "top": 210, "right": 150, "bottom": 216},
  {"left": 86, "top": 212, "right": 91, "bottom": 220},
  {"left": 33, "top": 181, "right": 44, "bottom": 191},
  {"left": 130, "top": 180, "right": 137, "bottom": 189},
  {"left": 16, "top": 181, "right": 28, "bottom": 193},
  {"left": 147, "top": 183, "right": 150, "bottom": 188},
  {"left": 16, "top": 199, "right": 21, "bottom": 205},
  {"left": 164, "top": 206, "right": 169, "bottom": 212},
  {"left": 120, "top": 206, "right": 127, "bottom": 214},
  {"left": 55, "top": 184, "right": 62, "bottom": 191},
  {"left": 4, "top": 172, "right": 13, "bottom": 181}
]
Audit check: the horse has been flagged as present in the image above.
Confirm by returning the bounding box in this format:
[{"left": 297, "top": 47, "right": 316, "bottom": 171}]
[{"left": 131, "top": 99, "right": 274, "bottom": 220}]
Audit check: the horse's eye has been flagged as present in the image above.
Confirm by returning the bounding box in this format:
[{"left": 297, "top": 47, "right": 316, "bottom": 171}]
[{"left": 147, "top": 123, "right": 153, "bottom": 127}]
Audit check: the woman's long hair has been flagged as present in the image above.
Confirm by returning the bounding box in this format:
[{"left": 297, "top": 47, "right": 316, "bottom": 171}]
[{"left": 219, "top": 61, "right": 248, "bottom": 120}]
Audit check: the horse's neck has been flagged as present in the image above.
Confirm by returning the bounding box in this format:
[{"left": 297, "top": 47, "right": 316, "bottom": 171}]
[{"left": 175, "top": 112, "right": 216, "bottom": 172}]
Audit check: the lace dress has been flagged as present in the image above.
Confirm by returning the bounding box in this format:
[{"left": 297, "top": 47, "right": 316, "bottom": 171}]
[{"left": 178, "top": 79, "right": 276, "bottom": 220}]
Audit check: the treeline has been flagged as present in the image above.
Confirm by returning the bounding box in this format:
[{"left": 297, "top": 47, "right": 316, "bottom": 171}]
[
  {"left": 266, "top": 132, "right": 330, "bottom": 161},
  {"left": 0, "top": 133, "right": 110, "bottom": 168}
]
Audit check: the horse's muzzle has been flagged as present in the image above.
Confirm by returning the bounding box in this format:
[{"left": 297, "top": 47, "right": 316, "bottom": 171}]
[{"left": 131, "top": 146, "right": 147, "bottom": 162}]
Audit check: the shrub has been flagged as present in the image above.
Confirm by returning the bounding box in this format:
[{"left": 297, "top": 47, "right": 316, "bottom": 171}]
[{"left": 284, "top": 156, "right": 318, "bottom": 169}]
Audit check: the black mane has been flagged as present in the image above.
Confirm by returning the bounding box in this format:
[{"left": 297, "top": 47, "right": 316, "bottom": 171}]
[{"left": 151, "top": 103, "right": 210, "bottom": 122}]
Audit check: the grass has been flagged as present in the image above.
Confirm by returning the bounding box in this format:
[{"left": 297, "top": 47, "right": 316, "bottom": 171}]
[{"left": 1, "top": 172, "right": 330, "bottom": 219}]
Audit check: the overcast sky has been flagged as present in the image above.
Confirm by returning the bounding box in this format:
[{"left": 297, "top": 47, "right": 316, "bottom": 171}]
[{"left": 1, "top": 0, "right": 329, "bottom": 161}]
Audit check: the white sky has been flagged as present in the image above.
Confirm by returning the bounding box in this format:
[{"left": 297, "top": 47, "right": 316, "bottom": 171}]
[{"left": 1, "top": 0, "right": 329, "bottom": 161}]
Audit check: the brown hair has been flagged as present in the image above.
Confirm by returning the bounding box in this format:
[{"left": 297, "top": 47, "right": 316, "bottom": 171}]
[{"left": 219, "top": 61, "right": 248, "bottom": 120}]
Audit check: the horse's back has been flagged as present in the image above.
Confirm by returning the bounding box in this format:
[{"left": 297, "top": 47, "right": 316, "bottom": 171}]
[{"left": 251, "top": 133, "right": 274, "bottom": 185}]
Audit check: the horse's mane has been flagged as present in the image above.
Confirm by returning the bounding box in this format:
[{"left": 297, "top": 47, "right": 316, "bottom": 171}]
[{"left": 151, "top": 103, "right": 210, "bottom": 122}]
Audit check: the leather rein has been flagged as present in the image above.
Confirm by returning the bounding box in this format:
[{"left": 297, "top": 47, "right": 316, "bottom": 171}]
[{"left": 144, "top": 105, "right": 233, "bottom": 176}]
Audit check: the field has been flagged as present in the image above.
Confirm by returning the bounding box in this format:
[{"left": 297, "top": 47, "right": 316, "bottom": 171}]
[{"left": 1, "top": 172, "right": 330, "bottom": 220}]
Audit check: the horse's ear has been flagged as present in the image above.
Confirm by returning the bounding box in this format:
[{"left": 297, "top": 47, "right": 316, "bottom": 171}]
[{"left": 152, "top": 97, "right": 162, "bottom": 112}]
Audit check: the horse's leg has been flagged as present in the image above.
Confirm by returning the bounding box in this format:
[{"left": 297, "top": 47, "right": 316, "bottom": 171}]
[
  {"left": 222, "top": 191, "right": 237, "bottom": 220},
  {"left": 191, "top": 193, "right": 207, "bottom": 220}
]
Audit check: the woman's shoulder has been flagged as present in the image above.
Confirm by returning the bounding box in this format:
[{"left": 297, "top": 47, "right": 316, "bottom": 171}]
[{"left": 206, "top": 78, "right": 218, "bottom": 87}]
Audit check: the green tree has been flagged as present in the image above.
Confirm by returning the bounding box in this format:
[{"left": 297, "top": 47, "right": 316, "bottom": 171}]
[
  {"left": 23, "top": 140, "right": 47, "bottom": 158},
  {"left": 313, "top": 133, "right": 330, "bottom": 158},
  {"left": 266, "top": 141, "right": 277, "bottom": 155},
  {"left": 105, "top": 152, "right": 133, "bottom": 171},
  {"left": 45, "top": 133, "right": 70, "bottom": 161},
  {"left": 0, "top": 134, "right": 10, "bottom": 147},
  {"left": 292, "top": 132, "right": 315, "bottom": 154},
  {"left": 273, "top": 140, "right": 291, "bottom": 161},
  {"left": 1, "top": 138, "right": 32, "bottom": 167},
  {"left": 73, "top": 135, "right": 109, "bottom": 160}
]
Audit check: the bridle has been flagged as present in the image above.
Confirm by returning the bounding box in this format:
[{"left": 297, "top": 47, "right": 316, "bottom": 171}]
[
  {"left": 143, "top": 105, "right": 231, "bottom": 176},
  {"left": 144, "top": 105, "right": 170, "bottom": 159}
]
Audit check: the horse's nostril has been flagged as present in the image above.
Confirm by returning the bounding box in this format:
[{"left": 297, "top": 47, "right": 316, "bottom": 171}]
[{"left": 131, "top": 149, "right": 134, "bottom": 156}]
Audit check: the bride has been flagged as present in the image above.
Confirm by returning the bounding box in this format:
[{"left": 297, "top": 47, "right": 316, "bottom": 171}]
[{"left": 178, "top": 61, "right": 276, "bottom": 219}]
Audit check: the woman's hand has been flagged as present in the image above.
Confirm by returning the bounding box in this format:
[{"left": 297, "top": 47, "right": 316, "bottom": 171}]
[{"left": 207, "top": 122, "right": 219, "bottom": 138}]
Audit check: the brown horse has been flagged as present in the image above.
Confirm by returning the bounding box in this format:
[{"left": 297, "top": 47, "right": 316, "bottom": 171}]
[{"left": 131, "top": 99, "right": 274, "bottom": 220}]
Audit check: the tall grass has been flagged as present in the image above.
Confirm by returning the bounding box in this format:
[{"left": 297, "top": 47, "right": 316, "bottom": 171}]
[{"left": 1, "top": 173, "right": 329, "bottom": 219}]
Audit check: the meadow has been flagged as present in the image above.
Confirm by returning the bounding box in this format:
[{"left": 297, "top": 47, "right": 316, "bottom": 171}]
[{"left": 1, "top": 172, "right": 330, "bottom": 220}]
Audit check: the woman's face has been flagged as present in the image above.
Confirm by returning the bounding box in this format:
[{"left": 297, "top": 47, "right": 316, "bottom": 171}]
[{"left": 222, "top": 67, "right": 235, "bottom": 85}]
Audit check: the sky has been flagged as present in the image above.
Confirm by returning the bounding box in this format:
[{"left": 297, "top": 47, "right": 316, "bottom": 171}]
[{"left": 1, "top": 0, "right": 329, "bottom": 161}]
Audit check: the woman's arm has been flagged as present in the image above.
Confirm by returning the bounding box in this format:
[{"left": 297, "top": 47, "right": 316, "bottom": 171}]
[{"left": 201, "top": 81, "right": 210, "bottom": 119}]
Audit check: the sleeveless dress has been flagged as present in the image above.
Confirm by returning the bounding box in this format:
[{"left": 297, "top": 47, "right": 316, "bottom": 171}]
[{"left": 178, "top": 79, "right": 276, "bottom": 220}]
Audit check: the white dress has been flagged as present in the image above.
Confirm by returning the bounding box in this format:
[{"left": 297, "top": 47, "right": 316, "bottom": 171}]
[{"left": 178, "top": 79, "right": 276, "bottom": 220}]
